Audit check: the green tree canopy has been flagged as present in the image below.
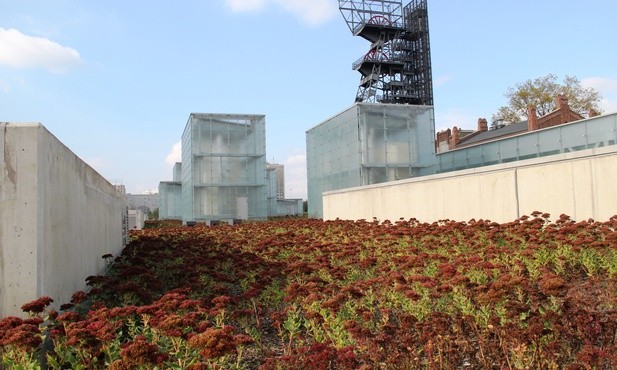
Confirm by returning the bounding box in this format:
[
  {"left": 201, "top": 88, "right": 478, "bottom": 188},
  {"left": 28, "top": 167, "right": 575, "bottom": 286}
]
[{"left": 493, "top": 74, "right": 603, "bottom": 124}]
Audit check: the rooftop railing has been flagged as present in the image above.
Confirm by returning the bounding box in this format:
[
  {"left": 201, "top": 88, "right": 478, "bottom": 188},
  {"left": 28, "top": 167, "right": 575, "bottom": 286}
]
[{"left": 435, "top": 112, "right": 617, "bottom": 173}]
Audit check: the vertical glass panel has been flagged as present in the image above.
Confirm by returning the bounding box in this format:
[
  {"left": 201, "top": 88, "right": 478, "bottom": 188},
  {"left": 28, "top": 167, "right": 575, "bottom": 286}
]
[
  {"left": 367, "top": 167, "right": 387, "bottom": 184},
  {"left": 466, "top": 146, "right": 483, "bottom": 168},
  {"left": 209, "top": 131, "right": 227, "bottom": 154},
  {"left": 587, "top": 118, "right": 610, "bottom": 148},
  {"left": 482, "top": 142, "right": 500, "bottom": 165},
  {"left": 538, "top": 129, "right": 562, "bottom": 157},
  {"left": 387, "top": 128, "right": 411, "bottom": 164},
  {"left": 561, "top": 123, "right": 587, "bottom": 152},
  {"left": 499, "top": 139, "right": 518, "bottom": 163},
  {"left": 517, "top": 134, "right": 539, "bottom": 160},
  {"left": 366, "top": 121, "right": 386, "bottom": 164},
  {"left": 228, "top": 157, "right": 244, "bottom": 183},
  {"left": 395, "top": 166, "right": 411, "bottom": 180},
  {"left": 436, "top": 151, "right": 453, "bottom": 173},
  {"left": 229, "top": 125, "right": 249, "bottom": 153},
  {"left": 452, "top": 149, "right": 469, "bottom": 170},
  {"left": 219, "top": 187, "right": 233, "bottom": 217}
]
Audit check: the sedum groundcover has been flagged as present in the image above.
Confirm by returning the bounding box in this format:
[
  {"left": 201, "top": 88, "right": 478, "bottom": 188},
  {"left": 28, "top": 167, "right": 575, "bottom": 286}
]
[{"left": 2, "top": 214, "right": 617, "bottom": 369}]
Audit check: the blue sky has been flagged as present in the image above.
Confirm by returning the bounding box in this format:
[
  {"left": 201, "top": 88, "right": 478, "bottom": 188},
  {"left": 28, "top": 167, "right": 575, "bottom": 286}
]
[{"left": 2, "top": 0, "right": 616, "bottom": 200}]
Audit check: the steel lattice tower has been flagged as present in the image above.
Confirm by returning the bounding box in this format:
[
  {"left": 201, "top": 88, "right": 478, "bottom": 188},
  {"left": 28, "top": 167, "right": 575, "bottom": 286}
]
[{"left": 339, "top": 0, "right": 433, "bottom": 105}]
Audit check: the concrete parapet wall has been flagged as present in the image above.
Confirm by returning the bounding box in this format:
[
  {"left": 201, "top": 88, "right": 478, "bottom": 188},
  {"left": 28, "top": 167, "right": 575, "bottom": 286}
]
[
  {"left": 323, "top": 146, "right": 617, "bottom": 223},
  {"left": 1, "top": 123, "right": 127, "bottom": 317}
]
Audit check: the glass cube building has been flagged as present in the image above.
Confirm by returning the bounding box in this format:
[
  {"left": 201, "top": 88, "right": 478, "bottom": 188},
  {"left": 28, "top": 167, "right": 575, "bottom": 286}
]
[
  {"left": 181, "top": 113, "right": 268, "bottom": 222},
  {"left": 158, "top": 181, "right": 182, "bottom": 219},
  {"left": 307, "top": 103, "right": 435, "bottom": 218}
]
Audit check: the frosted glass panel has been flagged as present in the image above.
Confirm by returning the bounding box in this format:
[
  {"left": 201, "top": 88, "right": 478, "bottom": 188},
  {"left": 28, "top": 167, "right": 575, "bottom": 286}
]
[
  {"left": 307, "top": 103, "right": 435, "bottom": 218},
  {"left": 482, "top": 142, "right": 500, "bottom": 166},
  {"left": 466, "top": 146, "right": 483, "bottom": 167},
  {"left": 182, "top": 114, "right": 267, "bottom": 222},
  {"left": 517, "top": 134, "right": 539, "bottom": 160},
  {"left": 538, "top": 130, "right": 562, "bottom": 157},
  {"left": 366, "top": 125, "right": 386, "bottom": 163},
  {"left": 562, "top": 123, "right": 587, "bottom": 152},
  {"left": 499, "top": 140, "right": 518, "bottom": 163}
]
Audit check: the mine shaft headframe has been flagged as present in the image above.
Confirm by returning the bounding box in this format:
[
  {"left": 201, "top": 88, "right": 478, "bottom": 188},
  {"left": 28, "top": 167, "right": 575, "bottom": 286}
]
[
  {"left": 338, "top": 0, "right": 434, "bottom": 106},
  {"left": 338, "top": 0, "right": 404, "bottom": 37}
]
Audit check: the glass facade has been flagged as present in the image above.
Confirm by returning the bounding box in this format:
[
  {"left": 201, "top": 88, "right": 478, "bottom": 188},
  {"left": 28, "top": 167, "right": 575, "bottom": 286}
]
[
  {"left": 173, "top": 162, "right": 182, "bottom": 182},
  {"left": 307, "top": 103, "right": 435, "bottom": 218},
  {"left": 266, "top": 167, "right": 278, "bottom": 217},
  {"left": 158, "top": 181, "right": 182, "bottom": 220},
  {"left": 181, "top": 114, "right": 267, "bottom": 222},
  {"left": 435, "top": 113, "right": 617, "bottom": 173}
]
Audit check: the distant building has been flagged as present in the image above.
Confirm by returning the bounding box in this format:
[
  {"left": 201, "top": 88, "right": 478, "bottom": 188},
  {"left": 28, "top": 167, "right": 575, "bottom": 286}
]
[
  {"left": 436, "top": 94, "right": 588, "bottom": 153},
  {"left": 114, "top": 184, "right": 126, "bottom": 195},
  {"left": 126, "top": 193, "right": 158, "bottom": 214},
  {"left": 159, "top": 162, "right": 183, "bottom": 220},
  {"left": 266, "top": 163, "right": 285, "bottom": 199},
  {"left": 264, "top": 163, "right": 301, "bottom": 217}
]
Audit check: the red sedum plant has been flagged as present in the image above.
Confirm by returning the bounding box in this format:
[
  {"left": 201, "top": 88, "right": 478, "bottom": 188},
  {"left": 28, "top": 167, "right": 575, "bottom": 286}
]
[{"left": 2, "top": 213, "right": 617, "bottom": 369}]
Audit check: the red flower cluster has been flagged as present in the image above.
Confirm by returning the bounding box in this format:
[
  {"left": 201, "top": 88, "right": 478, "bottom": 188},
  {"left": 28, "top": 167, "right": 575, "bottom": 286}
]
[
  {"left": 20, "top": 296, "right": 53, "bottom": 314},
  {"left": 0, "top": 316, "right": 42, "bottom": 350},
  {"left": 188, "top": 326, "right": 244, "bottom": 359}
]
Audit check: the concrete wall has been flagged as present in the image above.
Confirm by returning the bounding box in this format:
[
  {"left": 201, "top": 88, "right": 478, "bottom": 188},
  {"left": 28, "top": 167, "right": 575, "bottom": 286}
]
[
  {"left": 323, "top": 145, "right": 617, "bottom": 223},
  {"left": 1, "top": 123, "right": 127, "bottom": 317}
]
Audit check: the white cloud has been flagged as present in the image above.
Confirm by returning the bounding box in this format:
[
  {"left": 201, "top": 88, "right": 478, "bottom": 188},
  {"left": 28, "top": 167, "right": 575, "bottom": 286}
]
[
  {"left": 274, "top": 0, "right": 338, "bottom": 25},
  {"left": 582, "top": 77, "right": 617, "bottom": 114},
  {"left": 225, "top": 0, "right": 337, "bottom": 25},
  {"left": 284, "top": 153, "right": 307, "bottom": 199},
  {"left": 0, "top": 27, "right": 83, "bottom": 73},
  {"left": 165, "top": 141, "right": 182, "bottom": 166},
  {"left": 226, "top": 0, "right": 267, "bottom": 11},
  {"left": 582, "top": 76, "right": 617, "bottom": 92}
]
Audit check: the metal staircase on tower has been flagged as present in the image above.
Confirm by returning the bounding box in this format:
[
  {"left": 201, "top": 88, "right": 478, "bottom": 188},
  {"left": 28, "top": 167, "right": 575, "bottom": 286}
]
[{"left": 339, "top": 0, "right": 433, "bottom": 105}]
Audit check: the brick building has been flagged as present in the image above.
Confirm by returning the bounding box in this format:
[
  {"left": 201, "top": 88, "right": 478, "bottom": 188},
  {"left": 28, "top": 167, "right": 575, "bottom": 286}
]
[{"left": 436, "top": 94, "right": 591, "bottom": 153}]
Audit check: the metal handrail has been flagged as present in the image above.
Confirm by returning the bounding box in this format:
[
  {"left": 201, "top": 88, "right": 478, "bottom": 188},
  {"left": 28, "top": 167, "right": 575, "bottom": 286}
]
[{"left": 352, "top": 52, "right": 404, "bottom": 70}]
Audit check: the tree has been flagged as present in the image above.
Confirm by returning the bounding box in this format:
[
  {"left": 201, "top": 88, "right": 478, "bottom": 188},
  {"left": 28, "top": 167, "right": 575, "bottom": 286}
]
[{"left": 493, "top": 74, "right": 603, "bottom": 124}]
